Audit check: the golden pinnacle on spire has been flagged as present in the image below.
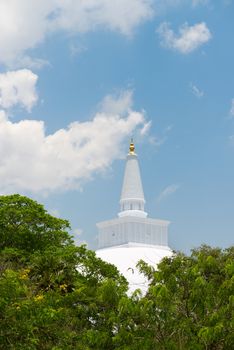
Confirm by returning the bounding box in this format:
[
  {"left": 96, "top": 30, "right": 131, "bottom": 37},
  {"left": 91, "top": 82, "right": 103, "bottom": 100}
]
[{"left": 129, "top": 138, "right": 135, "bottom": 155}]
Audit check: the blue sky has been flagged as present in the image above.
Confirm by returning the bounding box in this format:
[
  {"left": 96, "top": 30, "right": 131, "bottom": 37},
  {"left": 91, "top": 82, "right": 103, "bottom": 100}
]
[{"left": 0, "top": 0, "right": 233, "bottom": 252}]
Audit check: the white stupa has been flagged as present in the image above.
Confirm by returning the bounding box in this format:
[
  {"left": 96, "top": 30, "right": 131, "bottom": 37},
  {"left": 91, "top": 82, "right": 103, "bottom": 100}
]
[{"left": 96, "top": 140, "right": 172, "bottom": 294}]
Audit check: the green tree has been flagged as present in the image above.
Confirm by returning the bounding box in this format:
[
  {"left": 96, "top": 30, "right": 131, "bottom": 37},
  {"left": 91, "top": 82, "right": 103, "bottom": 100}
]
[
  {"left": 0, "top": 194, "right": 233, "bottom": 349},
  {"left": 0, "top": 194, "right": 71, "bottom": 253},
  {"left": 115, "top": 246, "right": 234, "bottom": 349},
  {"left": 0, "top": 194, "right": 127, "bottom": 350}
]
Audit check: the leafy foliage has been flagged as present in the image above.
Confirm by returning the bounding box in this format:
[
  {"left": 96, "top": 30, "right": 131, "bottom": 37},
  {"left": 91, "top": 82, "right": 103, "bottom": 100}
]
[
  {"left": 119, "top": 246, "right": 234, "bottom": 349},
  {"left": 0, "top": 194, "right": 71, "bottom": 253},
  {"left": 0, "top": 195, "right": 233, "bottom": 349},
  {"left": 0, "top": 195, "right": 127, "bottom": 349}
]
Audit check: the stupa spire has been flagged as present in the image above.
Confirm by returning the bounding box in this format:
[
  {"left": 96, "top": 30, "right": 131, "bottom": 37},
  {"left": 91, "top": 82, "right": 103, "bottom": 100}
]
[
  {"left": 129, "top": 138, "right": 135, "bottom": 155},
  {"left": 118, "top": 140, "right": 147, "bottom": 218},
  {"left": 96, "top": 140, "right": 171, "bottom": 294}
]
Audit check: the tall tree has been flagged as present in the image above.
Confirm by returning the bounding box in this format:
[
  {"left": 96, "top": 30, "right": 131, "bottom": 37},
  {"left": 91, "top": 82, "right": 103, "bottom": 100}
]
[
  {"left": 0, "top": 195, "right": 233, "bottom": 349},
  {"left": 0, "top": 194, "right": 71, "bottom": 253},
  {"left": 0, "top": 195, "right": 127, "bottom": 349},
  {"left": 115, "top": 246, "right": 234, "bottom": 349}
]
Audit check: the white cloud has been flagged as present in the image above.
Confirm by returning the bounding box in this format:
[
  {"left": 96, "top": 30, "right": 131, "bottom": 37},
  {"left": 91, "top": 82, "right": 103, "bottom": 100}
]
[
  {"left": 190, "top": 83, "right": 204, "bottom": 98},
  {"left": 0, "top": 110, "right": 7, "bottom": 122},
  {"left": 157, "top": 184, "right": 180, "bottom": 202},
  {"left": 149, "top": 124, "right": 173, "bottom": 147},
  {"left": 157, "top": 22, "right": 212, "bottom": 54},
  {"left": 229, "top": 98, "right": 234, "bottom": 118},
  {"left": 140, "top": 121, "right": 152, "bottom": 136},
  {"left": 0, "top": 1, "right": 213, "bottom": 66},
  {"left": 0, "top": 1, "right": 53, "bottom": 67},
  {"left": 53, "top": 0, "right": 154, "bottom": 36},
  {"left": 0, "top": 69, "right": 38, "bottom": 111},
  {"left": 13, "top": 56, "right": 50, "bottom": 70},
  {"left": 0, "top": 92, "right": 150, "bottom": 194},
  {"left": 153, "top": 0, "right": 209, "bottom": 16},
  {"left": 100, "top": 90, "right": 133, "bottom": 116},
  {"left": 0, "top": 0, "right": 153, "bottom": 67}
]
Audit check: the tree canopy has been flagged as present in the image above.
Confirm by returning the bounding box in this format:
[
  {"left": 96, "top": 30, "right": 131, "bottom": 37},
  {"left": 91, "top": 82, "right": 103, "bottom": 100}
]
[{"left": 0, "top": 194, "right": 233, "bottom": 349}]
